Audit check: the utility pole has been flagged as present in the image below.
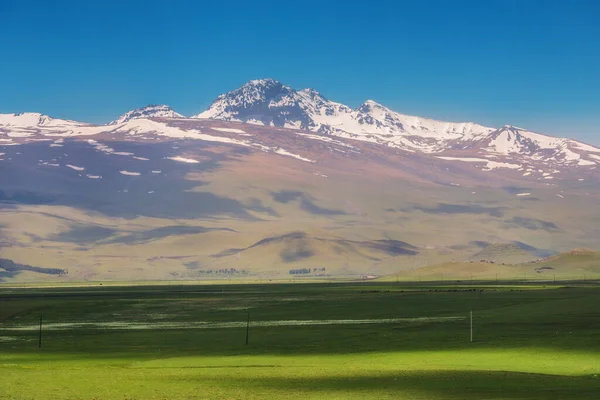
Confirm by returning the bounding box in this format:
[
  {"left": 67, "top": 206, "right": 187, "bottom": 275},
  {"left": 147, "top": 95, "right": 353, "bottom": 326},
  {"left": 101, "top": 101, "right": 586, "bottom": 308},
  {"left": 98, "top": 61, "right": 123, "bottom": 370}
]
[{"left": 470, "top": 311, "right": 473, "bottom": 343}]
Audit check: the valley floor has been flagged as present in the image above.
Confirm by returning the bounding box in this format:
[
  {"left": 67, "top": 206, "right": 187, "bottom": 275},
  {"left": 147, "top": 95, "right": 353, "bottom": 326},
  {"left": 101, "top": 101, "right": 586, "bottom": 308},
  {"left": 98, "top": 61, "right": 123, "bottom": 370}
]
[{"left": 1, "top": 282, "right": 599, "bottom": 399}]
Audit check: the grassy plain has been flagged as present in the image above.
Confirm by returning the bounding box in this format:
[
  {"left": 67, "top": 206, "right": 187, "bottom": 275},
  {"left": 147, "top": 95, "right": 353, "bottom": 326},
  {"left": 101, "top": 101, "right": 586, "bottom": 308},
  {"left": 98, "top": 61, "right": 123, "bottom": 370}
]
[{"left": 1, "top": 282, "right": 600, "bottom": 399}]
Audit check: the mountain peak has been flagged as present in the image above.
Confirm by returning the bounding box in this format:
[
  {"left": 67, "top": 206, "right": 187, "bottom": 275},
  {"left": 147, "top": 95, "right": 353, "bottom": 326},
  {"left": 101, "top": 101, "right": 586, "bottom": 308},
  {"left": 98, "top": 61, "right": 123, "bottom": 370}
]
[
  {"left": 501, "top": 125, "right": 525, "bottom": 130},
  {"left": 356, "top": 100, "right": 388, "bottom": 113},
  {"left": 192, "top": 78, "right": 296, "bottom": 121},
  {"left": 246, "top": 78, "right": 283, "bottom": 87},
  {"left": 363, "top": 99, "right": 381, "bottom": 106},
  {"left": 0, "top": 112, "right": 84, "bottom": 128},
  {"left": 298, "top": 87, "right": 324, "bottom": 97},
  {"left": 0, "top": 112, "right": 50, "bottom": 126},
  {"left": 227, "top": 79, "right": 289, "bottom": 98},
  {"left": 192, "top": 79, "right": 351, "bottom": 130},
  {"left": 109, "top": 105, "right": 184, "bottom": 125}
]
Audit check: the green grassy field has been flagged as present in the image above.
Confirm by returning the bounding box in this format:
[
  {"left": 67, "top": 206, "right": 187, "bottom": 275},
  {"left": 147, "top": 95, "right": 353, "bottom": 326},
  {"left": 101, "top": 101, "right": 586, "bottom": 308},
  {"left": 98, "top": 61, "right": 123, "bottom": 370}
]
[{"left": 1, "top": 282, "right": 600, "bottom": 399}]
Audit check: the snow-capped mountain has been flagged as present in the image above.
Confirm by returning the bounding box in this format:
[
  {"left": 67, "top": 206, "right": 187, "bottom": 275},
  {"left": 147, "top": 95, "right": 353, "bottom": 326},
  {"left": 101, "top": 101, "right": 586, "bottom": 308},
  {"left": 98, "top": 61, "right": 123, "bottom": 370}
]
[
  {"left": 194, "top": 79, "right": 503, "bottom": 152},
  {"left": 0, "top": 112, "right": 88, "bottom": 129},
  {"left": 2, "top": 81, "right": 599, "bottom": 283},
  {"left": 193, "top": 79, "right": 352, "bottom": 131},
  {"left": 110, "top": 105, "right": 184, "bottom": 125},
  {"left": 335, "top": 100, "right": 494, "bottom": 152},
  {"left": 0, "top": 112, "right": 93, "bottom": 137},
  {"left": 1, "top": 79, "right": 599, "bottom": 175},
  {"left": 470, "top": 125, "right": 600, "bottom": 167},
  {"left": 194, "top": 79, "right": 600, "bottom": 166},
  {"left": 430, "top": 124, "right": 600, "bottom": 179}
]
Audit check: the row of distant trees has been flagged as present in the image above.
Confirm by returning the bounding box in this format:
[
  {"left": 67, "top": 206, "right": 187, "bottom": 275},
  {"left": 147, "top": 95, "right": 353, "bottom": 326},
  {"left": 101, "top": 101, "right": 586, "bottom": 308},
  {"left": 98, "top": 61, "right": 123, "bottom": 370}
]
[
  {"left": 289, "top": 267, "right": 326, "bottom": 275},
  {"left": 197, "top": 268, "right": 247, "bottom": 275}
]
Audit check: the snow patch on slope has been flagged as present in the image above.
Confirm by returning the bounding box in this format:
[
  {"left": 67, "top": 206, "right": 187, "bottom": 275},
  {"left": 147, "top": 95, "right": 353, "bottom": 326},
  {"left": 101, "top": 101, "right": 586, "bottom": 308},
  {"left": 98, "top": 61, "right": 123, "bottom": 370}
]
[
  {"left": 168, "top": 156, "right": 200, "bottom": 164},
  {"left": 211, "top": 127, "right": 246, "bottom": 134},
  {"left": 120, "top": 170, "right": 141, "bottom": 176},
  {"left": 436, "top": 156, "right": 521, "bottom": 170},
  {"left": 274, "top": 148, "right": 315, "bottom": 163}
]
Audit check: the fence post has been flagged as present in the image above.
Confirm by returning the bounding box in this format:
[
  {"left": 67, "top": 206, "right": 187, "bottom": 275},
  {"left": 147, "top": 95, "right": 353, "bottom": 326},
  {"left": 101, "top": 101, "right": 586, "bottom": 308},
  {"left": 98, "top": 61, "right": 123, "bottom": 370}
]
[
  {"left": 245, "top": 313, "right": 250, "bottom": 345},
  {"left": 38, "top": 314, "right": 43, "bottom": 349}
]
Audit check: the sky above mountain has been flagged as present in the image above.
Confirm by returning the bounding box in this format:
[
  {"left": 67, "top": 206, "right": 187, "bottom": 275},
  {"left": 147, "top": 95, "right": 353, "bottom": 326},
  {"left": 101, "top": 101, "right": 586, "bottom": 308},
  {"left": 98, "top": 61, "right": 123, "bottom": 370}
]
[{"left": 1, "top": 0, "right": 599, "bottom": 144}]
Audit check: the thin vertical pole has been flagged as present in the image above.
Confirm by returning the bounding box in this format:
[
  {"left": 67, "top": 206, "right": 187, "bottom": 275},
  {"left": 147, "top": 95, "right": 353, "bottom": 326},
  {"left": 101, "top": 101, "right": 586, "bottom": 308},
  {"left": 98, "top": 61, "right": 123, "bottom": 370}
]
[
  {"left": 38, "top": 314, "right": 43, "bottom": 349},
  {"left": 470, "top": 311, "right": 473, "bottom": 343},
  {"left": 245, "top": 313, "right": 250, "bottom": 345}
]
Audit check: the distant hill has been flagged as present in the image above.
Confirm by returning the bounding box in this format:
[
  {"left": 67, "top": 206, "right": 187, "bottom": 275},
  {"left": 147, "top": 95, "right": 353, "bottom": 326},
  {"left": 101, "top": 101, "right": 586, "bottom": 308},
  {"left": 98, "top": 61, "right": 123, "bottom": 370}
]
[
  {"left": 385, "top": 249, "right": 600, "bottom": 281},
  {"left": 211, "top": 232, "right": 418, "bottom": 276},
  {"left": 468, "top": 242, "right": 550, "bottom": 264},
  {"left": 529, "top": 249, "right": 600, "bottom": 276}
]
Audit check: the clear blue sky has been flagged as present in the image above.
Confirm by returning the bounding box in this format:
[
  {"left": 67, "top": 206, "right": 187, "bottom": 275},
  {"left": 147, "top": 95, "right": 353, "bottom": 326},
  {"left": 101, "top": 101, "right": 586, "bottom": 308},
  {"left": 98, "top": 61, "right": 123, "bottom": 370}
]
[{"left": 1, "top": 0, "right": 599, "bottom": 143}]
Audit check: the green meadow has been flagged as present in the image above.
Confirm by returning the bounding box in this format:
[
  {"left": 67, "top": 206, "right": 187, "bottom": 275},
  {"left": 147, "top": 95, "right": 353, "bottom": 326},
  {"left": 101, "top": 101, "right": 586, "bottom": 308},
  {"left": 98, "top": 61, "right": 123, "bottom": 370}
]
[{"left": 1, "top": 282, "right": 599, "bottom": 399}]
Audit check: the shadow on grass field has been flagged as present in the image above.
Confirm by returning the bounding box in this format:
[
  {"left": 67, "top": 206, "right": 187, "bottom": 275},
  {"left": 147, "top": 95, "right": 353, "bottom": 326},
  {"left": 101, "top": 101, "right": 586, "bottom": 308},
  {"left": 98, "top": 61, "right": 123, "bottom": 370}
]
[{"left": 175, "top": 370, "right": 600, "bottom": 400}]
